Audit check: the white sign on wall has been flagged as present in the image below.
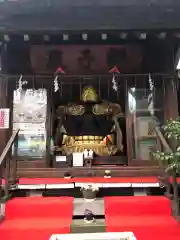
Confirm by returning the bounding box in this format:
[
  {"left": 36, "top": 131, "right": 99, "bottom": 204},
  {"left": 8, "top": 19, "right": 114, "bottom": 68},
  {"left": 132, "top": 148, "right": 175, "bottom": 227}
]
[{"left": 73, "top": 152, "right": 84, "bottom": 167}]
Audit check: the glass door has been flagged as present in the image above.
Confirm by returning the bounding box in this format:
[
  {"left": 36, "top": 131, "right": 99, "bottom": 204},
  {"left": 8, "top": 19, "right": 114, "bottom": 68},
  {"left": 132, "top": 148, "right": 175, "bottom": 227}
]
[{"left": 126, "top": 76, "right": 165, "bottom": 164}]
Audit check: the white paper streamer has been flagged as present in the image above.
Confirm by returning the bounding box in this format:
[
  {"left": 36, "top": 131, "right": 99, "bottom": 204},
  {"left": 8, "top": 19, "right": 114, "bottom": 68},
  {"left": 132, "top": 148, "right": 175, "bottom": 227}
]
[
  {"left": 112, "top": 74, "right": 118, "bottom": 92},
  {"left": 54, "top": 75, "right": 59, "bottom": 92}
]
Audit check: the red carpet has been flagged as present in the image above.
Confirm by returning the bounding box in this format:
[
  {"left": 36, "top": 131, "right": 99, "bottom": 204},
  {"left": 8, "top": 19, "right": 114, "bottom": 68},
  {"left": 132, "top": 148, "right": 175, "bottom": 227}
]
[
  {"left": 1, "top": 195, "right": 180, "bottom": 240},
  {"left": 0, "top": 197, "right": 73, "bottom": 240},
  {"left": 2, "top": 176, "right": 180, "bottom": 185},
  {"left": 15, "top": 176, "right": 159, "bottom": 184},
  {"left": 105, "top": 196, "right": 180, "bottom": 240},
  {"left": 2, "top": 176, "right": 160, "bottom": 185}
]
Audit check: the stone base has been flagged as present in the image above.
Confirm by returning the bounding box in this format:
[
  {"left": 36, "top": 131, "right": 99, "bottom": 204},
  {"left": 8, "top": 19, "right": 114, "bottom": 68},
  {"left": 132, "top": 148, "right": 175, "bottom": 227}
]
[
  {"left": 73, "top": 198, "right": 104, "bottom": 216},
  {"left": 70, "top": 219, "right": 106, "bottom": 233}
]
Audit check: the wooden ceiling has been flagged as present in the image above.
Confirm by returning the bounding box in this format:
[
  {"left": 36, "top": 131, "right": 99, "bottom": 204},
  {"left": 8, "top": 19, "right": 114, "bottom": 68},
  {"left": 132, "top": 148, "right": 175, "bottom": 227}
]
[{"left": 0, "top": 1, "right": 180, "bottom": 31}]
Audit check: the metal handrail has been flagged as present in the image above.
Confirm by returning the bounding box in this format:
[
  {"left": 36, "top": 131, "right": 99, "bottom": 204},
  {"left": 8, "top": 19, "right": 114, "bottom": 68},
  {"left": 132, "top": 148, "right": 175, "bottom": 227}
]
[
  {"left": 0, "top": 129, "right": 19, "bottom": 167},
  {"left": 0, "top": 128, "right": 19, "bottom": 204}
]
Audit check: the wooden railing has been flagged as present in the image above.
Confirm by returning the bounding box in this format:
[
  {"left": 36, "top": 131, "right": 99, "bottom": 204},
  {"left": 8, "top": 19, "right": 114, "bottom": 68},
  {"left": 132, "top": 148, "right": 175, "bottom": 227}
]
[
  {"left": 155, "top": 126, "right": 172, "bottom": 153},
  {"left": 0, "top": 129, "right": 19, "bottom": 204},
  {"left": 155, "top": 126, "right": 180, "bottom": 218},
  {"left": 155, "top": 125, "right": 172, "bottom": 189},
  {"left": 4, "top": 73, "right": 170, "bottom": 103}
]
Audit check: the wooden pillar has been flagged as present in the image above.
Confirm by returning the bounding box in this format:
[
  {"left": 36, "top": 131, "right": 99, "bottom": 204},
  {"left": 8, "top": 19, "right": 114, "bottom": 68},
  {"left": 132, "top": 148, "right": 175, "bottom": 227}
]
[
  {"left": 0, "top": 43, "right": 11, "bottom": 155},
  {"left": 164, "top": 78, "right": 178, "bottom": 120},
  {"left": 0, "top": 75, "right": 9, "bottom": 155},
  {"left": 45, "top": 88, "right": 52, "bottom": 167}
]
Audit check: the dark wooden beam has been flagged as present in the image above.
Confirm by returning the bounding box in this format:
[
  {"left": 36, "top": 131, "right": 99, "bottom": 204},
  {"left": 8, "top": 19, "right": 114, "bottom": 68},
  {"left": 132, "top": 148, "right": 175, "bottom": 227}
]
[
  {"left": 0, "top": 0, "right": 180, "bottom": 14},
  {"left": 1, "top": 4, "right": 180, "bottom": 31}
]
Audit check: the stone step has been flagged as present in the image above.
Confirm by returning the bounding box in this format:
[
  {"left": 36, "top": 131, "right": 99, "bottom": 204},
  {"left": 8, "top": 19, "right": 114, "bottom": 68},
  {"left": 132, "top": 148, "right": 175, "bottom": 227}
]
[
  {"left": 70, "top": 219, "right": 106, "bottom": 233},
  {"left": 73, "top": 198, "right": 104, "bottom": 216}
]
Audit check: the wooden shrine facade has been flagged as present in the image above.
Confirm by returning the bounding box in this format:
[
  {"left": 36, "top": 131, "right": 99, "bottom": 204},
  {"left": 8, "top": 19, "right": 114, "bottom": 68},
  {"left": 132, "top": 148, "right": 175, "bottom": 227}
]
[
  {"left": 0, "top": 0, "right": 179, "bottom": 173},
  {"left": 0, "top": 73, "right": 178, "bottom": 170}
]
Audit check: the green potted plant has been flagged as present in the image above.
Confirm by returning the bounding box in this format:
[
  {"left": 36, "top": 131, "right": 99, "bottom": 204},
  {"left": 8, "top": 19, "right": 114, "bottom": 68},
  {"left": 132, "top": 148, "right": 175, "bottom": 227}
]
[
  {"left": 153, "top": 119, "right": 180, "bottom": 219},
  {"left": 80, "top": 184, "right": 99, "bottom": 202}
]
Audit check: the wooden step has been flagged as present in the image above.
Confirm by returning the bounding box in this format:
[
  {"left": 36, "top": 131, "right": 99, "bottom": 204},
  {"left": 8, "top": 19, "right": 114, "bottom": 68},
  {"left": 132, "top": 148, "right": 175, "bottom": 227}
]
[{"left": 16, "top": 166, "right": 165, "bottom": 178}]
